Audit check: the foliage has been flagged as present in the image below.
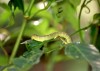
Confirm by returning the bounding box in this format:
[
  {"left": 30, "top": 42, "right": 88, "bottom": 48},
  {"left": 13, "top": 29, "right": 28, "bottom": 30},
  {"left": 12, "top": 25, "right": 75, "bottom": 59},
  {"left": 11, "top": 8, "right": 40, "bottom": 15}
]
[
  {"left": 65, "top": 43, "right": 100, "bottom": 71},
  {"left": 0, "top": 0, "right": 100, "bottom": 71}
]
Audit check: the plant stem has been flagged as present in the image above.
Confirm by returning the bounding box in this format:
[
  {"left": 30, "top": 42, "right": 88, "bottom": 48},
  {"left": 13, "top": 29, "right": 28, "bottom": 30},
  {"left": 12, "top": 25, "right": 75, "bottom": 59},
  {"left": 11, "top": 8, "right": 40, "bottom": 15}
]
[
  {"left": 25, "top": 0, "right": 35, "bottom": 16},
  {"left": 70, "top": 24, "right": 92, "bottom": 36},
  {"left": 9, "top": 19, "right": 27, "bottom": 64},
  {"left": 0, "top": 42, "right": 8, "bottom": 57},
  {"left": 29, "top": 0, "right": 52, "bottom": 21},
  {"left": 92, "top": 26, "right": 99, "bottom": 45},
  {"left": 78, "top": 0, "right": 86, "bottom": 42},
  {"left": 97, "top": 0, "right": 100, "bottom": 7},
  {"left": 9, "top": 0, "right": 35, "bottom": 64}
]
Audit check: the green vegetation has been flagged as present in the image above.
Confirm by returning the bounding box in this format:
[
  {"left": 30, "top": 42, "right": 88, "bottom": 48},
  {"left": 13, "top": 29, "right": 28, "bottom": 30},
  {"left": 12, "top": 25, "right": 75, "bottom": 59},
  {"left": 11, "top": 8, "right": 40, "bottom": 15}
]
[{"left": 0, "top": 0, "right": 100, "bottom": 71}]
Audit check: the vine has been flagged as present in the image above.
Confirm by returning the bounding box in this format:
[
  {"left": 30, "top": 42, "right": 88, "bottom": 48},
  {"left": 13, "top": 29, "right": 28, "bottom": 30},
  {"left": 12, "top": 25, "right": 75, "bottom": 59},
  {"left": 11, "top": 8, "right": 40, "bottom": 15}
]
[
  {"left": 70, "top": 23, "right": 92, "bottom": 36},
  {"left": 78, "top": 0, "right": 92, "bottom": 42}
]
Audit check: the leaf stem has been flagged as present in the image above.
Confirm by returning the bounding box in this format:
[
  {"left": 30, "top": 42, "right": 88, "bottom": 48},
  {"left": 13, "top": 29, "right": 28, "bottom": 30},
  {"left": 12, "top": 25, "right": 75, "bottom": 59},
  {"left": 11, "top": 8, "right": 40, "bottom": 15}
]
[{"left": 9, "top": 19, "right": 27, "bottom": 64}]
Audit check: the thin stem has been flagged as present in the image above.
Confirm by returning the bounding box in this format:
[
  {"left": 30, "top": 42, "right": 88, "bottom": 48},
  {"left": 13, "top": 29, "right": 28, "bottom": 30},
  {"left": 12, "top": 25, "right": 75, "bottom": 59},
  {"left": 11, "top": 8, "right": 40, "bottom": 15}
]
[
  {"left": 9, "top": 19, "right": 27, "bottom": 64},
  {"left": 25, "top": 0, "right": 35, "bottom": 16},
  {"left": 46, "top": 51, "right": 58, "bottom": 71},
  {"left": 0, "top": 42, "right": 8, "bottom": 57},
  {"left": 29, "top": 0, "right": 52, "bottom": 21},
  {"left": 70, "top": 24, "right": 92, "bottom": 36},
  {"left": 78, "top": 0, "right": 86, "bottom": 42},
  {"left": 9, "top": 0, "right": 35, "bottom": 64},
  {"left": 97, "top": 0, "right": 100, "bottom": 7},
  {"left": 43, "top": 0, "right": 46, "bottom": 7},
  {"left": 92, "top": 26, "right": 99, "bottom": 45}
]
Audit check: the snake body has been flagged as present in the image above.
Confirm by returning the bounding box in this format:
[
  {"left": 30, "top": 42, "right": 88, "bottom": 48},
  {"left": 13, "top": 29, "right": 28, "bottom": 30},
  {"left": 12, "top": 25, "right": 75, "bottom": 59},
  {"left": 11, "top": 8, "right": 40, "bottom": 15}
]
[{"left": 31, "top": 32, "right": 71, "bottom": 44}]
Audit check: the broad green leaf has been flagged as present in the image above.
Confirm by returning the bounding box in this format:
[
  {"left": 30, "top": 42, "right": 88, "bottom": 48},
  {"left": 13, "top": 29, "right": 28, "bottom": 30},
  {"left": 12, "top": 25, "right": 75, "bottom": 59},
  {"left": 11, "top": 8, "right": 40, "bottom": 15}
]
[
  {"left": 65, "top": 43, "right": 100, "bottom": 71},
  {"left": 3, "top": 40, "right": 44, "bottom": 71},
  {"left": 8, "top": 0, "right": 24, "bottom": 12},
  {"left": 23, "top": 40, "right": 44, "bottom": 51},
  {"left": 3, "top": 48, "right": 43, "bottom": 71}
]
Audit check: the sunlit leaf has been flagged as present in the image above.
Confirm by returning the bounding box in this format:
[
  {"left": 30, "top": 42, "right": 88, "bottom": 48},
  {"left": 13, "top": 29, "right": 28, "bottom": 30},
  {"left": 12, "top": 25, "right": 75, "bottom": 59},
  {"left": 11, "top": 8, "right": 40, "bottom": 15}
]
[
  {"left": 65, "top": 43, "right": 100, "bottom": 71},
  {"left": 0, "top": 9, "right": 11, "bottom": 27}
]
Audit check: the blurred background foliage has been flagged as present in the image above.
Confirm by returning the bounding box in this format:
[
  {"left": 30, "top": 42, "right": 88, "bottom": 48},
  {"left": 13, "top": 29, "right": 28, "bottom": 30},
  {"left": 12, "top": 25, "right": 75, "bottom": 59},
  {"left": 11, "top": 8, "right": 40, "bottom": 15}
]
[{"left": 0, "top": 0, "right": 100, "bottom": 71}]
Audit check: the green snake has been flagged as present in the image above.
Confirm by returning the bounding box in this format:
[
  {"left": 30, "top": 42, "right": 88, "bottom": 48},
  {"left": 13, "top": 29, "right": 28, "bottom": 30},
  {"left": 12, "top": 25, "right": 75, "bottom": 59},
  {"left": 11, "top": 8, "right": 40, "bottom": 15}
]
[{"left": 31, "top": 32, "right": 72, "bottom": 44}]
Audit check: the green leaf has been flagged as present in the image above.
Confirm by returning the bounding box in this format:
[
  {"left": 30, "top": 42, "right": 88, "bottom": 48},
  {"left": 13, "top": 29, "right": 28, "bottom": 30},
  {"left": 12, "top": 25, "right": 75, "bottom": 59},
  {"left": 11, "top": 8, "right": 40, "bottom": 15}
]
[
  {"left": 0, "top": 3, "right": 14, "bottom": 27},
  {"left": 68, "top": 0, "right": 81, "bottom": 8},
  {"left": 8, "top": 0, "right": 24, "bottom": 12},
  {"left": 63, "top": 2, "right": 78, "bottom": 30},
  {"left": 93, "top": 13, "right": 100, "bottom": 24},
  {"left": 23, "top": 40, "right": 44, "bottom": 51},
  {"left": 0, "top": 56, "right": 8, "bottom": 65},
  {"left": 3, "top": 40, "right": 44, "bottom": 71},
  {"left": 3, "top": 47, "right": 43, "bottom": 71},
  {"left": 90, "top": 24, "right": 97, "bottom": 44},
  {"left": 93, "top": 13, "right": 100, "bottom": 20},
  {"left": 0, "top": 66, "right": 6, "bottom": 71},
  {"left": 65, "top": 43, "right": 100, "bottom": 71},
  {"left": 0, "top": 3, "right": 10, "bottom": 11}
]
